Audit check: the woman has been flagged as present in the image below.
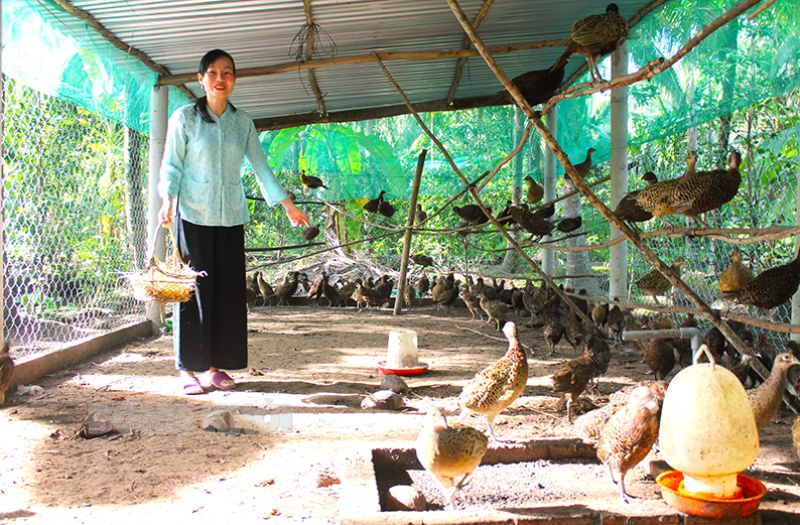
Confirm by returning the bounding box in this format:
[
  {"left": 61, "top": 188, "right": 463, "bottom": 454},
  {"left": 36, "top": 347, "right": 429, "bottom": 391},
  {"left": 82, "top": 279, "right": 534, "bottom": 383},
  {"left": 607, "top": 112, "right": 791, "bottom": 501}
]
[{"left": 157, "top": 49, "right": 309, "bottom": 394}]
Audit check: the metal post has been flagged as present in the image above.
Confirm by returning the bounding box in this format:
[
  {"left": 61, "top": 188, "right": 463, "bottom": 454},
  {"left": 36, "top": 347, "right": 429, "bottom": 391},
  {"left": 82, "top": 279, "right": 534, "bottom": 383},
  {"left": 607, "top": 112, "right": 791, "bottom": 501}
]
[
  {"left": 542, "top": 104, "right": 557, "bottom": 276},
  {"left": 609, "top": 40, "right": 629, "bottom": 301},
  {"left": 394, "top": 149, "right": 427, "bottom": 315},
  {"left": 147, "top": 84, "right": 170, "bottom": 325}
]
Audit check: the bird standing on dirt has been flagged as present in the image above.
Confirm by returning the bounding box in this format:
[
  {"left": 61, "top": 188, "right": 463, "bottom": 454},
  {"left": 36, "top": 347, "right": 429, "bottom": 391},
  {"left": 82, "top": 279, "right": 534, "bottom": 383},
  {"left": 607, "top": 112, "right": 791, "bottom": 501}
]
[
  {"left": 635, "top": 257, "right": 684, "bottom": 305},
  {"left": 417, "top": 273, "right": 431, "bottom": 297},
  {"left": 722, "top": 250, "right": 800, "bottom": 311},
  {"left": 416, "top": 407, "right": 489, "bottom": 509},
  {"left": 596, "top": 386, "right": 662, "bottom": 504},
  {"left": 478, "top": 293, "right": 510, "bottom": 331},
  {"left": 605, "top": 299, "right": 628, "bottom": 346},
  {"left": 551, "top": 3, "right": 629, "bottom": 82},
  {"left": 488, "top": 62, "right": 567, "bottom": 109},
  {"left": 552, "top": 334, "right": 609, "bottom": 422},
  {"left": 273, "top": 271, "right": 301, "bottom": 306},
  {"left": 458, "top": 321, "right": 529, "bottom": 442},
  {"left": 719, "top": 248, "right": 755, "bottom": 295},
  {"left": 299, "top": 170, "right": 328, "bottom": 190},
  {"left": 524, "top": 176, "right": 545, "bottom": 206},
  {"left": 0, "top": 341, "right": 15, "bottom": 404},
  {"left": 748, "top": 352, "right": 800, "bottom": 430},
  {"left": 256, "top": 272, "right": 274, "bottom": 306}
]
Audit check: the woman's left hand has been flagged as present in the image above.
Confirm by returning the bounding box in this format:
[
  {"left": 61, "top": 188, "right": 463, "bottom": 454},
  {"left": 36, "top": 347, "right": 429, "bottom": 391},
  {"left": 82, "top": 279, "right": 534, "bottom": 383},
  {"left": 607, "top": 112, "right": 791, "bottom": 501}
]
[{"left": 281, "top": 198, "right": 311, "bottom": 227}]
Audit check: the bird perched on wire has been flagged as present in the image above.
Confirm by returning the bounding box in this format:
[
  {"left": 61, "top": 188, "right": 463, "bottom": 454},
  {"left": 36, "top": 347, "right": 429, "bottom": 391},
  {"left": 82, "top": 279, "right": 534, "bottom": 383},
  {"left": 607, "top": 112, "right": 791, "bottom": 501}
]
[
  {"left": 550, "top": 3, "right": 629, "bottom": 82},
  {"left": 722, "top": 249, "right": 800, "bottom": 311},
  {"left": 564, "top": 148, "right": 597, "bottom": 182},
  {"left": 301, "top": 225, "right": 320, "bottom": 241},
  {"left": 613, "top": 171, "right": 659, "bottom": 228},
  {"left": 416, "top": 406, "right": 489, "bottom": 510},
  {"left": 299, "top": 170, "right": 328, "bottom": 190},
  {"left": 748, "top": 352, "right": 800, "bottom": 430},
  {"left": 635, "top": 257, "right": 684, "bottom": 305},
  {"left": 415, "top": 204, "right": 428, "bottom": 225},
  {"left": 410, "top": 253, "right": 434, "bottom": 268},
  {"left": 364, "top": 190, "right": 385, "bottom": 213},
  {"left": 458, "top": 321, "right": 528, "bottom": 442},
  {"left": 556, "top": 216, "right": 583, "bottom": 234},
  {"left": 719, "top": 248, "right": 755, "bottom": 295},
  {"left": 523, "top": 176, "right": 545, "bottom": 206},
  {"left": 0, "top": 341, "right": 15, "bottom": 404},
  {"left": 596, "top": 385, "right": 662, "bottom": 504},
  {"left": 487, "top": 61, "right": 567, "bottom": 109}
]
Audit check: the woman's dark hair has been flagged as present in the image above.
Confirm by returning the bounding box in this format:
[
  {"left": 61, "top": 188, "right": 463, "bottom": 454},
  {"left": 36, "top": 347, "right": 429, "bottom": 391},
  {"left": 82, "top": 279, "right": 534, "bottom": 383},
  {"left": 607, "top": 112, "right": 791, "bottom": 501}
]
[{"left": 194, "top": 49, "right": 237, "bottom": 124}]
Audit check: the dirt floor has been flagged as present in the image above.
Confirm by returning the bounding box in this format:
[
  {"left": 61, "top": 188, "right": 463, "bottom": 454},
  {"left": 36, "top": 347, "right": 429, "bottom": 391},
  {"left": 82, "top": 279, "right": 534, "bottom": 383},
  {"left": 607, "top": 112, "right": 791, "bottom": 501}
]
[{"left": 1, "top": 304, "right": 799, "bottom": 524}]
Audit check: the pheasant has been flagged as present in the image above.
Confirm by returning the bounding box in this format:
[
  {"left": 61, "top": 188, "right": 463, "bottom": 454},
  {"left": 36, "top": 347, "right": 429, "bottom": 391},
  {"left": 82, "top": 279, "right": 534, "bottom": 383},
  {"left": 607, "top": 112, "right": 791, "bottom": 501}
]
[
  {"left": 457, "top": 321, "right": 528, "bottom": 442},
  {"left": 605, "top": 300, "right": 628, "bottom": 347},
  {"left": 301, "top": 225, "right": 320, "bottom": 241},
  {"left": 415, "top": 204, "right": 428, "bottom": 225},
  {"left": 613, "top": 171, "right": 659, "bottom": 228},
  {"left": 633, "top": 151, "right": 698, "bottom": 230},
  {"left": 748, "top": 352, "right": 800, "bottom": 430},
  {"left": 596, "top": 386, "right": 662, "bottom": 503},
  {"left": 364, "top": 190, "right": 385, "bottom": 213},
  {"left": 551, "top": 3, "right": 629, "bottom": 82},
  {"left": 478, "top": 293, "right": 509, "bottom": 331},
  {"left": 552, "top": 334, "right": 609, "bottom": 422},
  {"left": 299, "top": 170, "right": 327, "bottom": 190},
  {"left": 565, "top": 148, "right": 597, "bottom": 181},
  {"left": 719, "top": 248, "right": 755, "bottom": 295},
  {"left": 256, "top": 272, "right": 274, "bottom": 306},
  {"left": 672, "top": 151, "right": 743, "bottom": 227},
  {"left": 523, "top": 175, "right": 545, "bottom": 206},
  {"left": 410, "top": 253, "right": 434, "bottom": 268},
  {"left": 635, "top": 257, "right": 684, "bottom": 305},
  {"left": 416, "top": 407, "right": 488, "bottom": 509},
  {"left": 0, "top": 341, "right": 15, "bottom": 404},
  {"left": 488, "top": 62, "right": 566, "bottom": 109},
  {"left": 722, "top": 250, "right": 800, "bottom": 311},
  {"left": 273, "top": 271, "right": 301, "bottom": 306}
]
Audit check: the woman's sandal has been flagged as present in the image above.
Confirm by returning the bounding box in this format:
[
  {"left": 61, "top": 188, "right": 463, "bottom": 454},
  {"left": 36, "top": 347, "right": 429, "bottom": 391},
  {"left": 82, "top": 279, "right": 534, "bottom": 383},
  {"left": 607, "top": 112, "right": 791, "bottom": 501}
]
[
  {"left": 183, "top": 376, "right": 205, "bottom": 395},
  {"left": 209, "top": 371, "right": 235, "bottom": 390}
]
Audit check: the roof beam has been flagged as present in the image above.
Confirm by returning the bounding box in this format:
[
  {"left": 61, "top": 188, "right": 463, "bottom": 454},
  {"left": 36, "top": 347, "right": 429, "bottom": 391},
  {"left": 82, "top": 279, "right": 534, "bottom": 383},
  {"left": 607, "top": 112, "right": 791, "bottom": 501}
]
[
  {"left": 157, "top": 39, "right": 566, "bottom": 87},
  {"left": 252, "top": 95, "right": 506, "bottom": 131},
  {"left": 445, "top": 0, "right": 494, "bottom": 105},
  {"left": 46, "top": 0, "right": 197, "bottom": 102},
  {"left": 303, "top": 0, "right": 327, "bottom": 117}
]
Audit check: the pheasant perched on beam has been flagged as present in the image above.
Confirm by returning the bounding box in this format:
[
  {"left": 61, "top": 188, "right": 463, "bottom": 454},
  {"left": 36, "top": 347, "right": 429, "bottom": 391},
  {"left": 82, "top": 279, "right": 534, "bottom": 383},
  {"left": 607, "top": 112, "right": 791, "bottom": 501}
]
[
  {"left": 523, "top": 176, "right": 544, "bottom": 206},
  {"left": 551, "top": 3, "right": 629, "bottom": 82},
  {"left": 722, "top": 250, "right": 800, "bottom": 311},
  {"left": 458, "top": 321, "right": 528, "bottom": 442},
  {"left": 488, "top": 62, "right": 567, "bottom": 109},
  {"left": 632, "top": 151, "right": 697, "bottom": 230},
  {"left": 564, "top": 148, "right": 597, "bottom": 182},
  {"left": 671, "top": 151, "right": 743, "bottom": 227},
  {"left": 635, "top": 257, "right": 684, "bottom": 306},
  {"left": 364, "top": 190, "right": 385, "bottom": 213},
  {"left": 299, "top": 170, "right": 328, "bottom": 190},
  {"left": 454, "top": 204, "right": 492, "bottom": 227},
  {"left": 613, "top": 171, "right": 659, "bottom": 228},
  {"left": 719, "top": 248, "right": 755, "bottom": 295}
]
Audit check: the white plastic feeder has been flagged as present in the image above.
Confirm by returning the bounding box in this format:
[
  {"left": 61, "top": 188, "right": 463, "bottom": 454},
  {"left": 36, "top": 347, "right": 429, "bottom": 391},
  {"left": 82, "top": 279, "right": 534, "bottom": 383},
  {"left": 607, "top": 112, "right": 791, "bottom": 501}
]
[{"left": 387, "top": 330, "right": 419, "bottom": 369}]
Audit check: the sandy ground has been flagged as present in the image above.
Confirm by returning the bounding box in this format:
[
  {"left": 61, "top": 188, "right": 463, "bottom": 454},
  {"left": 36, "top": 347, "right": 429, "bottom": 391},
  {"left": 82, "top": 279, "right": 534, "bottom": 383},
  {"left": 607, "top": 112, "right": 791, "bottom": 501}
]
[{"left": 1, "top": 304, "right": 799, "bottom": 524}]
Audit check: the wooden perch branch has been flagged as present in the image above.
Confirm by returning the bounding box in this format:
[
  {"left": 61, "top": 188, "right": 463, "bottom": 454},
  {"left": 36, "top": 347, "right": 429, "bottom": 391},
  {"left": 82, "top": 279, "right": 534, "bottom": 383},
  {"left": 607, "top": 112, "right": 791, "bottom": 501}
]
[{"left": 446, "top": 0, "right": 495, "bottom": 105}]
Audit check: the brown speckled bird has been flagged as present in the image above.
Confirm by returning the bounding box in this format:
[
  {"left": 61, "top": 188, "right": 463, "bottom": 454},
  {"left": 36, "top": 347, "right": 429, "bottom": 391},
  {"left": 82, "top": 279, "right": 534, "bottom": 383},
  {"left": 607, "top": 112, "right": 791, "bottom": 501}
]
[
  {"left": 489, "top": 62, "right": 566, "bottom": 109},
  {"left": 416, "top": 407, "right": 489, "bottom": 510},
  {"left": 552, "top": 333, "right": 609, "bottom": 422},
  {"left": 551, "top": 4, "right": 629, "bottom": 82},
  {"left": 672, "top": 151, "right": 743, "bottom": 227},
  {"left": 719, "top": 248, "right": 755, "bottom": 295},
  {"left": 596, "top": 386, "right": 662, "bottom": 504},
  {"left": 273, "top": 271, "right": 301, "bottom": 306},
  {"left": 299, "top": 170, "right": 327, "bottom": 190},
  {"left": 415, "top": 204, "right": 428, "bottom": 225},
  {"left": 565, "top": 148, "right": 597, "bottom": 182},
  {"left": 478, "top": 293, "right": 510, "bottom": 331},
  {"left": 644, "top": 338, "right": 676, "bottom": 381},
  {"left": 633, "top": 151, "right": 698, "bottom": 230},
  {"left": 461, "top": 287, "right": 484, "bottom": 321},
  {"left": 748, "top": 352, "right": 800, "bottom": 430},
  {"left": 0, "top": 341, "right": 14, "bottom": 404},
  {"left": 636, "top": 257, "right": 684, "bottom": 305},
  {"left": 613, "top": 171, "right": 659, "bottom": 228},
  {"left": 457, "top": 322, "right": 528, "bottom": 442},
  {"left": 575, "top": 380, "right": 666, "bottom": 445},
  {"left": 524, "top": 176, "right": 545, "bottom": 206},
  {"left": 722, "top": 250, "right": 800, "bottom": 311}
]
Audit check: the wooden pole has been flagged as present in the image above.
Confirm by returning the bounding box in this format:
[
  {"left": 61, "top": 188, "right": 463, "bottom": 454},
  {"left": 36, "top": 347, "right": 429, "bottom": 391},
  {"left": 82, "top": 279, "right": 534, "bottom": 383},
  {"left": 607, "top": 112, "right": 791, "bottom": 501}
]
[{"left": 394, "top": 149, "right": 427, "bottom": 315}]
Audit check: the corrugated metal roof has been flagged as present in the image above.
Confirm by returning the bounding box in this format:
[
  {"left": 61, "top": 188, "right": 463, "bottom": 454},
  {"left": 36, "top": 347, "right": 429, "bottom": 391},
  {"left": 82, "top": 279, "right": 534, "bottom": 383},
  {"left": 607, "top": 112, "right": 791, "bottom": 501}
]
[{"left": 52, "top": 0, "right": 670, "bottom": 126}]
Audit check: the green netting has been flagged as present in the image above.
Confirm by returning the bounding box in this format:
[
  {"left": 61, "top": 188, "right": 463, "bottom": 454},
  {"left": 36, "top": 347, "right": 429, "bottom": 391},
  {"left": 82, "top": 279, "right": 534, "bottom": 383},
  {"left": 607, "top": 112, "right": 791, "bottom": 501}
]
[
  {"left": 555, "top": 0, "right": 800, "bottom": 170},
  {"left": 1, "top": 0, "right": 190, "bottom": 134}
]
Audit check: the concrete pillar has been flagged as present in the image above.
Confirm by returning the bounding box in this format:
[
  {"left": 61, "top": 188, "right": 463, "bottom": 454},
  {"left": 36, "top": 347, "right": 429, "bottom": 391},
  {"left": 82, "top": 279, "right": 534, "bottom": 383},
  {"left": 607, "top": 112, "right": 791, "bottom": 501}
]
[
  {"left": 146, "top": 85, "right": 170, "bottom": 325},
  {"left": 542, "top": 104, "right": 557, "bottom": 276},
  {"left": 609, "top": 41, "right": 629, "bottom": 301}
]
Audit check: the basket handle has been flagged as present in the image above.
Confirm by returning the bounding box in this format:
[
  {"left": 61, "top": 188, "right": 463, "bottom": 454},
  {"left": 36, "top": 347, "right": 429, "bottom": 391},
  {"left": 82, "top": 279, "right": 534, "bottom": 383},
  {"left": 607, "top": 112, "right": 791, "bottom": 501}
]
[{"left": 146, "top": 226, "right": 181, "bottom": 266}]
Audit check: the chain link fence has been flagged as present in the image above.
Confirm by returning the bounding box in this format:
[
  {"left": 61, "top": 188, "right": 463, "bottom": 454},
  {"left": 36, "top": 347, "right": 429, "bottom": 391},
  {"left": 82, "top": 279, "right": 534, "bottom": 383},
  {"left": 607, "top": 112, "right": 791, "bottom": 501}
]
[{"left": 2, "top": 78, "right": 146, "bottom": 361}]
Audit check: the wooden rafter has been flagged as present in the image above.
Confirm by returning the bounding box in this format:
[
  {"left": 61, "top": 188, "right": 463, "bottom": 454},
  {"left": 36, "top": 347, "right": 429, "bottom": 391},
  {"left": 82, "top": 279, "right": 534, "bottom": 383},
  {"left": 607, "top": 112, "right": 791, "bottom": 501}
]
[
  {"left": 46, "top": 0, "right": 197, "bottom": 103},
  {"left": 303, "top": 0, "right": 327, "bottom": 117},
  {"left": 445, "top": 0, "right": 495, "bottom": 105},
  {"left": 157, "top": 39, "right": 566, "bottom": 87}
]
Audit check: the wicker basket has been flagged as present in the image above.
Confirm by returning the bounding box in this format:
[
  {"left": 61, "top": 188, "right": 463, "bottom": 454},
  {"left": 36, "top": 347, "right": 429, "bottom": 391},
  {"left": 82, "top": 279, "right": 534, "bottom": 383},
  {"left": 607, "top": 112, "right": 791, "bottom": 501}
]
[{"left": 128, "top": 227, "right": 205, "bottom": 303}]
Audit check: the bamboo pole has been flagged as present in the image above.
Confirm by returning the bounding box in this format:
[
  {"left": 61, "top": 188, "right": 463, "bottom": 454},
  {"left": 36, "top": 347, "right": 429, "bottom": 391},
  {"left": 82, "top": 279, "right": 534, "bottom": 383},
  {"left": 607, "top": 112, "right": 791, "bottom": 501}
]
[
  {"left": 394, "top": 150, "right": 427, "bottom": 315},
  {"left": 445, "top": 0, "right": 494, "bottom": 105}
]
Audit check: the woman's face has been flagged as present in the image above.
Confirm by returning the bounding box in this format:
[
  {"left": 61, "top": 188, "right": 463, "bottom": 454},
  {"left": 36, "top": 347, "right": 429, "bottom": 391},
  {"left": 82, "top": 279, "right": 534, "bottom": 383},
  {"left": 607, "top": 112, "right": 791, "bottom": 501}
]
[{"left": 198, "top": 56, "right": 236, "bottom": 101}]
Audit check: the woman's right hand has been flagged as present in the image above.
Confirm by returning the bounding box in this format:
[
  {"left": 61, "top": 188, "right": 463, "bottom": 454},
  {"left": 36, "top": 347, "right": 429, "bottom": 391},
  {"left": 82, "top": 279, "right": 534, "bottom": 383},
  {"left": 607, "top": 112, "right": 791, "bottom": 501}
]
[{"left": 158, "top": 195, "right": 175, "bottom": 227}]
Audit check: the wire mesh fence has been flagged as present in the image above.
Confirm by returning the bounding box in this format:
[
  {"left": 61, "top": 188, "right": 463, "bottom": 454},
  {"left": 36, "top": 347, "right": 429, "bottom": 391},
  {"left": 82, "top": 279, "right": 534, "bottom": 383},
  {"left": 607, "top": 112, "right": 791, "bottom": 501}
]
[{"left": 2, "top": 78, "right": 146, "bottom": 361}]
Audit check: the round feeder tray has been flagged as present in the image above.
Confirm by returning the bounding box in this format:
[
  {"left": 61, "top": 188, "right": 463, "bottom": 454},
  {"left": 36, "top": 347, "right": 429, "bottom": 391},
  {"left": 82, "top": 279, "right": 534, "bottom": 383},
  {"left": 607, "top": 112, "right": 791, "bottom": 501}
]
[
  {"left": 656, "top": 471, "right": 766, "bottom": 520},
  {"left": 377, "top": 361, "right": 428, "bottom": 376}
]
